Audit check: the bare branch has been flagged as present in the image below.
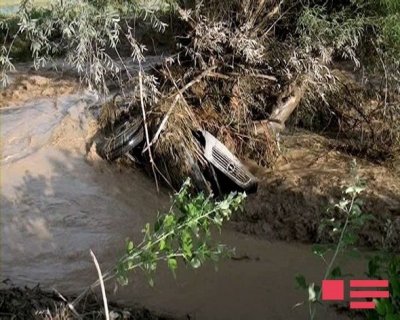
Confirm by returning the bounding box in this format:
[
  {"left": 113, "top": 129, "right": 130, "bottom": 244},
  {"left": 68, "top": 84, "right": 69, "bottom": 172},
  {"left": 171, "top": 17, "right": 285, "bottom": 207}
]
[
  {"left": 145, "top": 65, "right": 217, "bottom": 151},
  {"left": 139, "top": 67, "right": 159, "bottom": 192},
  {"left": 90, "top": 250, "right": 109, "bottom": 320}
]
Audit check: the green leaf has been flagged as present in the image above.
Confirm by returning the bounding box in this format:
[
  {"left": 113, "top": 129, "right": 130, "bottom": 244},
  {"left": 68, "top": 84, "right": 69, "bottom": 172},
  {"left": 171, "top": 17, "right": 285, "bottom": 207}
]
[
  {"left": 190, "top": 257, "right": 201, "bottom": 269},
  {"left": 181, "top": 230, "right": 193, "bottom": 259},
  {"left": 337, "top": 199, "right": 350, "bottom": 209},
  {"left": 219, "top": 200, "right": 230, "bottom": 211},
  {"left": 163, "top": 214, "right": 176, "bottom": 231},
  {"left": 295, "top": 274, "right": 308, "bottom": 290},
  {"left": 386, "top": 314, "right": 400, "bottom": 320},
  {"left": 159, "top": 239, "right": 166, "bottom": 251},
  {"left": 376, "top": 299, "right": 392, "bottom": 316},
  {"left": 345, "top": 186, "right": 365, "bottom": 195},
  {"left": 126, "top": 240, "right": 134, "bottom": 253},
  {"left": 167, "top": 257, "right": 177, "bottom": 272},
  {"left": 331, "top": 266, "right": 342, "bottom": 279}
]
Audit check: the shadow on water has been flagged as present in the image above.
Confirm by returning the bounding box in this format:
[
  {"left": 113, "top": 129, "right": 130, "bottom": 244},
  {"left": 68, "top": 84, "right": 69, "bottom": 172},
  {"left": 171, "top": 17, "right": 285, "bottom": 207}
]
[{"left": 1, "top": 147, "right": 167, "bottom": 285}]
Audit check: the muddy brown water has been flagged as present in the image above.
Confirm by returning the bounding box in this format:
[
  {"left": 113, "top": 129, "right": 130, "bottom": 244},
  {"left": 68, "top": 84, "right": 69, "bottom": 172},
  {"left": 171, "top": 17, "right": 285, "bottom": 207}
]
[{"left": 1, "top": 93, "right": 366, "bottom": 319}]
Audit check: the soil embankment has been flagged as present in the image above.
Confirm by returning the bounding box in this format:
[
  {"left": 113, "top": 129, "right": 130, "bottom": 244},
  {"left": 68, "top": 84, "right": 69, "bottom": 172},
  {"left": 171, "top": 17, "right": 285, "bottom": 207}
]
[{"left": 236, "top": 131, "right": 400, "bottom": 250}]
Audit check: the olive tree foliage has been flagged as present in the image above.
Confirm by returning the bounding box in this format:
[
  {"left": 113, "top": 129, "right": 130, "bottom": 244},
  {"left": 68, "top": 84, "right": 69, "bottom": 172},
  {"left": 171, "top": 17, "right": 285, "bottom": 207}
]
[
  {"left": 1, "top": 0, "right": 399, "bottom": 93},
  {"left": 294, "top": 0, "right": 400, "bottom": 91},
  {"left": 0, "top": 0, "right": 176, "bottom": 91},
  {"left": 282, "top": 0, "right": 400, "bottom": 144}
]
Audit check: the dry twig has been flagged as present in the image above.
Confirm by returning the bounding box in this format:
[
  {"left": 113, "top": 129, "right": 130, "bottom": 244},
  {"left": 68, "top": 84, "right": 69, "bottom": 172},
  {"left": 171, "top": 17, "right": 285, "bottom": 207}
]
[
  {"left": 139, "top": 68, "right": 159, "bottom": 192},
  {"left": 90, "top": 250, "right": 109, "bottom": 320},
  {"left": 145, "top": 65, "right": 217, "bottom": 151}
]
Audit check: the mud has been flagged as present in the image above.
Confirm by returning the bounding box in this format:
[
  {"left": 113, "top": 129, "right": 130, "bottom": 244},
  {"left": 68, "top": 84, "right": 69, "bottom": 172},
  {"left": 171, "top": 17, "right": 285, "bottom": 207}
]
[
  {"left": 0, "top": 285, "right": 175, "bottom": 320},
  {"left": 0, "top": 54, "right": 164, "bottom": 109},
  {"left": 0, "top": 74, "right": 79, "bottom": 109},
  {"left": 237, "top": 131, "right": 400, "bottom": 249}
]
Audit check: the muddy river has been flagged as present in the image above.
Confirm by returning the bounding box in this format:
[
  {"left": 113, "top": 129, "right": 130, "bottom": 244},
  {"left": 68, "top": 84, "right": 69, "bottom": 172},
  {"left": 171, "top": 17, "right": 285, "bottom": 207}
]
[{"left": 1, "top": 92, "right": 365, "bottom": 319}]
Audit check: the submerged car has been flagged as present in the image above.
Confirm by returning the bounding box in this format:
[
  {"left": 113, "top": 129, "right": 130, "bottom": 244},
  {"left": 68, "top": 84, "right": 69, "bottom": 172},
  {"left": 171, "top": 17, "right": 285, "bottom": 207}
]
[{"left": 96, "top": 117, "right": 258, "bottom": 194}]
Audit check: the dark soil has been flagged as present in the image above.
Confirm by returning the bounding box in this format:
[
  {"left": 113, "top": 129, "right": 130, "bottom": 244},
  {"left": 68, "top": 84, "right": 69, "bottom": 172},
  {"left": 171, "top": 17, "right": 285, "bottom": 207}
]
[
  {"left": 0, "top": 283, "right": 181, "bottom": 320},
  {"left": 233, "top": 130, "right": 400, "bottom": 250}
]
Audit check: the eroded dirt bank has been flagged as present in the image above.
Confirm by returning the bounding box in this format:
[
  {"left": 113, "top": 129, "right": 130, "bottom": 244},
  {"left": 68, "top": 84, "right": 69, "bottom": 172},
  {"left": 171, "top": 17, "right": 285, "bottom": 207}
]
[
  {"left": 1, "top": 72, "right": 398, "bottom": 319},
  {"left": 0, "top": 74, "right": 79, "bottom": 109},
  {"left": 237, "top": 131, "right": 400, "bottom": 249},
  {"left": 0, "top": 286, "right": 175, "bottom": 320}
]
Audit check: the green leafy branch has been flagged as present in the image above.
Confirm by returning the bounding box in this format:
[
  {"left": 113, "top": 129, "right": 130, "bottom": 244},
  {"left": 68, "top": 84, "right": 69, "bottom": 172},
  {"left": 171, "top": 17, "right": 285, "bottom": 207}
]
[
  {"left": 364, "top": 253, "right": 400, "bottom": 320},
  {"left": 296, "top": 161, "right": 373, "bottom": 319},
  {"left": 116, "top": 178, "right": 246, "bottom": 286},
  {"left": 0, "top": 0, "right": 175, "bottom": 91}
]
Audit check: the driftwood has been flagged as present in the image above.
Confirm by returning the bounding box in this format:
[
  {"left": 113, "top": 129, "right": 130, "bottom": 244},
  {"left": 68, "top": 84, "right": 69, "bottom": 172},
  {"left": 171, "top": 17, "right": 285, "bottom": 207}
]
[{"left": 254, "top": 81, "right": 306, "bottom": 135}]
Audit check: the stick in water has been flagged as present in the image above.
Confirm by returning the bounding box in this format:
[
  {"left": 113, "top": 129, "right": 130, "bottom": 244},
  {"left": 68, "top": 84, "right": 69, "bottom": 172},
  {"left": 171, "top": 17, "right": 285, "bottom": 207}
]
[{"left": 90, "top": 250, "right": 110, "bottom": 320}]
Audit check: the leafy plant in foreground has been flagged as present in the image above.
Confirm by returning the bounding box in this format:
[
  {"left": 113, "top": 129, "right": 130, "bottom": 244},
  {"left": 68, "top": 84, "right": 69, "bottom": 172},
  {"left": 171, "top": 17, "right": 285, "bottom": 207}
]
[
  {"left": 116, "top": 178, "right": 246, "bottom": 286},
  {"left": 364, "top": 253, "right": 400, "bottom": 320},
  {"left": 295, "top": 160, "right": 371, "bottom": 319},
  {"left": 296, "top": 160, "right": 400, "bottom": 319}
]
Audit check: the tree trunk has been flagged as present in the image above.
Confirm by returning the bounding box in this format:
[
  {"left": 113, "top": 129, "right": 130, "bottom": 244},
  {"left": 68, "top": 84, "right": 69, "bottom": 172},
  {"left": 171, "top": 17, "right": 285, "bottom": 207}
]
[{"left": 254, "top": 80, "right": 306, "bottom": 135}]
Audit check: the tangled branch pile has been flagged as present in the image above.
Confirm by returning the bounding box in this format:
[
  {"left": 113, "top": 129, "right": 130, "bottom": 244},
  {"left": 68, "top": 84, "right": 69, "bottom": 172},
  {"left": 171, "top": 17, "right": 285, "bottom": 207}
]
[
  {"left": 126, "top": 1, "right": 310, "bottom": 189},
  {"left": 0, "top": 285, "right": 173, "bottom": 319},
  {"left": 2, "top": 0, "right": 400, "bottom": 189},
  {"left": 130, "top": 0, "right": 400, "bottom": 189}
]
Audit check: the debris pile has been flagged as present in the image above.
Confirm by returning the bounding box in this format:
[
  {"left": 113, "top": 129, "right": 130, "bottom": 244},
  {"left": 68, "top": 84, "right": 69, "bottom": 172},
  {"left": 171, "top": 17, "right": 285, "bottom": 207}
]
[
  {"left": 0, "top": 285, "right": 174, "bottom": 320},
  {"left": 95, "top": 0, "right": 400, "bottom": 191}
]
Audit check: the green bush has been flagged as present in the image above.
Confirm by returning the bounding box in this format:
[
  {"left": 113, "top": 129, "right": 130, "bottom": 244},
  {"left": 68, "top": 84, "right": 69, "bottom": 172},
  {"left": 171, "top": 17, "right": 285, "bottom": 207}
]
[
  {"left": 0, "top": 0, "right": 177, "bottom": 89},
  {"left": 296, "top": 162, "right": 399, "bottom": 319},
  {"left": 365, "top": 253, "right": 400, "bottom": 320},
  {"left": 296, "top": 0, "right": 400, "bottom": 81}
]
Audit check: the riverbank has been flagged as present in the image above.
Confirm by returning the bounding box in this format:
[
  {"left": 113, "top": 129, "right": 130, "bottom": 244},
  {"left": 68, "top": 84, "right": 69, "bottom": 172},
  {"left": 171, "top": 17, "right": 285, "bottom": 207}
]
[
  {"left": 0, "top": 285, "right": 179, "bottom": 320},
  {"left": 1, "top": 68, "right": 398, "bottom": 320},
  {"left": 237, "top": 130, "right": 400, "bottom": 250}
]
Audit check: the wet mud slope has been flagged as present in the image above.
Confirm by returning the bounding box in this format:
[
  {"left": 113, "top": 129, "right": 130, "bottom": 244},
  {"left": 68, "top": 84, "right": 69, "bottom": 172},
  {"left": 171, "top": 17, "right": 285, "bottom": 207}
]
[{"left": 237, "top": 131, "right": 400, "bottom": 249}]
